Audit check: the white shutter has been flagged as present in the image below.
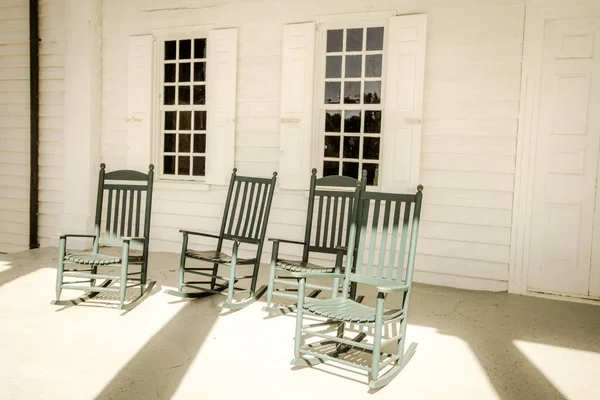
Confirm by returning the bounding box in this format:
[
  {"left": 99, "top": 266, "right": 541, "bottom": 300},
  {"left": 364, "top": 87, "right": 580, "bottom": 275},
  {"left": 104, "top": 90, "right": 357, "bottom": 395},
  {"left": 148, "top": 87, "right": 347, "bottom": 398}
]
[
  {"left": 205, "top": 28, "right": 238, "bottom": 185},
  {"left": 278, "top": 22, "right": 316, "bottom": 190},
  {"left": 126, "top": 35, "right": 154, "bottom": 171},
  {"left": 381, "top": 14, "right": 427, "bottom": 192}
]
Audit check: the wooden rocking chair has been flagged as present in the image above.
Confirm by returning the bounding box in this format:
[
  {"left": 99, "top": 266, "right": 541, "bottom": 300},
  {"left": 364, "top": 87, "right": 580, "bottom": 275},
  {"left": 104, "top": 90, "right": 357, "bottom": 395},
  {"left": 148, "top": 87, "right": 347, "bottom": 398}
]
[
  {"left": 52, "top": 164, "right": 155, "bottom": 310},
  {"left": 166, "top": 169, "right": 277, "bottom": 310},
  {"left": 291, "top": 186, "right": 423, "bottom": 389},
  {"left": 263, "top": 169, "right": 366, "bottom": 315}
]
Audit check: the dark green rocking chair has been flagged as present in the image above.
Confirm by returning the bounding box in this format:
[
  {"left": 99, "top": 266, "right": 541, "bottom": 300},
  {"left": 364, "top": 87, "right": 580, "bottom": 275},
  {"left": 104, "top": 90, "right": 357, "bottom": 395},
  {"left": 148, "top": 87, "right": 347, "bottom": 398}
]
[
  {"left": 291, "top": 186, "right": 423, "bottom": 389},
  {"left": 263, "top": 169, "right": 366, "bottom": 315},
  {"left": 166, "top": 169, "right": 277, "bottom": 310},
  {"left": 52, "top": 164, "right": 155, "bottom": 310}
]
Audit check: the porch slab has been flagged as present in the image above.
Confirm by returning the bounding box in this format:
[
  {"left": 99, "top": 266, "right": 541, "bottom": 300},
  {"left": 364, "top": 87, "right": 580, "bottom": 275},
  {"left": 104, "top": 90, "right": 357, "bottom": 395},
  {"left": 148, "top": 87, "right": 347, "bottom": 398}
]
[{"left": 1, "top": 248, "right": 599, "bottom": 400}]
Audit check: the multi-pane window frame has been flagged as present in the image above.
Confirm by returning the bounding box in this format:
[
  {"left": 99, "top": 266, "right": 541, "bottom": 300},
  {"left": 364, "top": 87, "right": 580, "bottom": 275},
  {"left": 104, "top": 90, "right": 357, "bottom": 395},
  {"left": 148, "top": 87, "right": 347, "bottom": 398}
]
[
  {"left": 313, "top": 19, "right": 388, "bottom": 187},
  {"left": 156, "top": 30, "right": 209, "bottom": 182}
]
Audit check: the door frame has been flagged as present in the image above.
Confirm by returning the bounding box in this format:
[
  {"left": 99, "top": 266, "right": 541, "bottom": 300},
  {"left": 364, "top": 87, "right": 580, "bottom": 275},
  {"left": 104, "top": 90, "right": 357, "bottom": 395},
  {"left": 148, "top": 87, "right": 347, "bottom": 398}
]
[{"left": 510, "top": 1, "right": 600, "bottom": 296}]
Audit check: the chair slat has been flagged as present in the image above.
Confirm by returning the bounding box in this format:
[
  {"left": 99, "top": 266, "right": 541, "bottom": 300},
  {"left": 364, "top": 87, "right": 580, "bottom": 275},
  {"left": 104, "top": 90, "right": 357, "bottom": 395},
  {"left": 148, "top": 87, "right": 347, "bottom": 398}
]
[
  {"left": 248, "top": 183, "right": 262, "bottom": 238},
  {"left": 242, "top": 182, "right": 256, "bottom": 237},
  {"left": 235, "top": 181, "right": 249, "bottom": 236},
  {"left": 337, "top": 196, "right": 346, "bottom": 247},
  {"left": 396, "top": 202, "right": 412, "bottom": 280},
  {"left": 315, "top": 195, "right": 324, "bottom": 246},
  {"left": 254, "top": 182, "right": 269, "bottom": 238},
  {"left": 228, "top": 180, "right": 242, "bottom": 235},
  {"left": 112, "top": 190, "right": 121, "bottom": 237},
  {"left": 323, "top": 196, "right": 331, "bottom": 247},
  {"left": 135, "top": 189, "right": 141, "bottom": 237},
  {"left": 354, "top": 201, "right": 369, "bottom": 276},
  {"left": 376, "top": 200, "right": 391, "bottom": 279},
  {"left": 127, "top": 189, "right": 134, "bottom": 237},
  {"left": 330, "top": 196, "right": 339, "bottom": 248},
  {"left": 366, "top": 199, "right": 381, "bottom": 275},
  {"left": 105, "top": 189, "right": 113, "bottom": 234},
  {"left": 120, "top": 190, "right": 128, "bottom": 237},
  {"left": 387, "top": 201, "right": 401, "bottom": 279}
]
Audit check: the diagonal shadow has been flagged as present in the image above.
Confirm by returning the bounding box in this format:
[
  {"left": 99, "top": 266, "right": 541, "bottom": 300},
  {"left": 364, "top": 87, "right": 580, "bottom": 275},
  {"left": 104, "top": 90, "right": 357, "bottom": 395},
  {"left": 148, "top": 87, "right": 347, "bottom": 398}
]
[{"left": 94, "top": 298, "right": 220, "bottom": 400}]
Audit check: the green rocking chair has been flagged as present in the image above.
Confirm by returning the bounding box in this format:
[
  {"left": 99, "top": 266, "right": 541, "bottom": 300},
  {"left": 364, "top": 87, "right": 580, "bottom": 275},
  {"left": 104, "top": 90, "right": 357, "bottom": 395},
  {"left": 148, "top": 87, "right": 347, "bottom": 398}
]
[
  {"left": 263, "top": 169, "right": 366, "bottom": 314},
  {"left": 291, "top": 186, "right": 423, "bottom": 389},
  {"left": 166, "top": 169, "right": 277, "bottom": 310},
  {"left": 52, "top": 164, "right": 156, "bottom": 310}
]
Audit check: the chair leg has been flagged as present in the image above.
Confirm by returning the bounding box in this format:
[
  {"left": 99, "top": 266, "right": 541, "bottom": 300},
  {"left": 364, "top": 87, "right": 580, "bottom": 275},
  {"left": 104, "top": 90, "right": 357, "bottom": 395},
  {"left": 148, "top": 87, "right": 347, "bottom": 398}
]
[
  {"left": 90, "top": 266, "right": 97, "bottom": 288},
  {"left": 332, "top": 252, "right": 343, "bottom": 299},
  {"left": 119, "top": 243, "right": 130, "bottom": 309},
  {"left": 226, "top": 241, "right": 240, "bottom": 303},
  {"left": 55, "top": 237, "right": 66, "bottom": 301},
  {"left": 178, "top": 233, "right": 189, "bottom": 292},
  {"left": 370, "top": 293, "right": 385, "bottom": 383},
  {"left": 293, "top": 278, "right": 307, "bottom": 360},
  {"left": 265, "top": 241, "right": 279, "bottom": 308}
]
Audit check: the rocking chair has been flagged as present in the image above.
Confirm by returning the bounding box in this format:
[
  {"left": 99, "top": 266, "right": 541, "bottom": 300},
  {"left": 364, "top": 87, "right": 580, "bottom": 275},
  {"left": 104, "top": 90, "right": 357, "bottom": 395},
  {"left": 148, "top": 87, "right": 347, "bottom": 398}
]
[
  {"left": 52, "top": 164, "right": 155, "bottom": 310},
  {"left": 291, "top": 186, "right": 423, "bottom": 389},
  {"left": 263, "top": 169, "right": 366, "bottom": 314},
  {"left": 166, "top": 169, "right": 277, "bottom": 310}
]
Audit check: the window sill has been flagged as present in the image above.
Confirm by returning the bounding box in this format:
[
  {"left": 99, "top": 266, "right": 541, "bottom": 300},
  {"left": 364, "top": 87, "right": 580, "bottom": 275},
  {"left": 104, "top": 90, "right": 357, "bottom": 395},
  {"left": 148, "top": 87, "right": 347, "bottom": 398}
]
[{"left": 154, "top": 180, "right": 211, "bottom": 192}]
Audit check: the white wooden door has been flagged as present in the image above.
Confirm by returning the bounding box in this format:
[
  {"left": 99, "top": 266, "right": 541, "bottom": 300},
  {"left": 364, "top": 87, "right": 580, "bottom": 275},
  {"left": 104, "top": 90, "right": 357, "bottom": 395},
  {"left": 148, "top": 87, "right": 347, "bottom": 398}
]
[{"left": 528, "top": 18, "right": 600, "bottom": 297}]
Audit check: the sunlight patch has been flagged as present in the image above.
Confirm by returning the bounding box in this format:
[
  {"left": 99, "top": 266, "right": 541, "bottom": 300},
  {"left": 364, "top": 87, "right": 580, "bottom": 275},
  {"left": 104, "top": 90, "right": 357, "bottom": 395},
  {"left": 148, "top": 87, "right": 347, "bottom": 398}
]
[{"left": 0, "top": 260, "right": 11, "bottom": 273}]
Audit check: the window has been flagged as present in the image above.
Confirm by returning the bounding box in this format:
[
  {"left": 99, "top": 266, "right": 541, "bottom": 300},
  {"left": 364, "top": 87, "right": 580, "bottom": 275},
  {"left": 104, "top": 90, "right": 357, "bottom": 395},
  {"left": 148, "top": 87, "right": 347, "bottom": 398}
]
[
  {"left": 159, "top": 37, "right": 207, "bottom": 179},
  {"left": 320, "top": 25, "right": 385, "bottom": 186}
]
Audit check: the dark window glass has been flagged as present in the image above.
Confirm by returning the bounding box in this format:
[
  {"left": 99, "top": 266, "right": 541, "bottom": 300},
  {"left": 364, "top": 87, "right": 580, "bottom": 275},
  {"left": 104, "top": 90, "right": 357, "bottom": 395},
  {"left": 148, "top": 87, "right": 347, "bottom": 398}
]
[
  {"left": 324, "top": 82, "right": 341, "bottom": 104},
  {"left": 179, "top": 63, "right": 191, "bottom": 82},
  {"left": 179, "top": 134, "right": 191, "bottom": 152},
  {"left": 365, "top": 54, "right": 382, "bottom": 77},
  {"left": 323, "top": 161, "right": 339, "bottom": 176},
  {"left": 194, "top": 62, "right": 206, "bottom": 82},
  {"left": 193, "top": 85, "right": 206, "bottom": 105},
  {"left": 179, "top": 111, "right": 192, "bottom": 130},
  {"left": 363, "top": 163, "right": 379, "bottom": 185},
  {"left": 164, "top": 134, "right": 176, "bottom": 152},
  {"left": 164, "top": 64, "right": 176, "bottom": 83},
  {"left": 343, "top": 82, "right": 361, "bottom": 104},
  {"left": 344, "top": 110, "right": 361, "bottom": 133},
  {"left": 326, "top": 56, "right": 342, "bottom": 79},
  {"left": 345, "top": 55, "right": 362, "bottom": 78},
  {"left": 326, "top": 30, "right": 343, "bottom": 52},
  {"left": 179, "top": 39, "right": 191, "bottom": 59},
  {"left": 164, "top": 111, "right": 176, "bottom": 130},
  {"left": 194, "top": 111, "right": 207, "bottom": 131},
  {"left": 364, "top": 111, "right": 381, "bottom": 133},
  {"left": 193, "top": 134, "right": 206, "bottom": 153},
  {"left": 163, "top": 155, "right": 175, "bottom": 174},
  {"left": 342, "top": 162, "right": 359, "bottom": 179},
  {"left": 346, "top": 28, "right": 363, "bottom": 51},
  {"left": 363, "top": 137, "right": 380, "bottom": 160},
  {"left": 366, "top": 27, "right": 384, "bottom": 51},
  {"left": 193, "top": 156, "right": 206, "bottom": 176},
  {"left": 194, "top": 38, "right": 206, "bottom": 58},
  {"left": 164, "top": 86, "right": 175, "bottom": 105},
  {"left": 178, "top": 86, "right": 190, "bottom": 105},
  {"left": 165, "top": 41, "right": 176, "bottom": 60},
  {"left": 325, "top": 110, "right": 341, "bottom": 132},
  {"left": 324, "top": 136, "right": 340, "bottom": 158},
  {"left": 364, "top": 81, "right": 381, "bottom": 104},
  {"left": 178, "top": 156, "right": 190, "bottom": 175},
  {"left": 343, "top": 136, "right": 360, "bottom": 159}
]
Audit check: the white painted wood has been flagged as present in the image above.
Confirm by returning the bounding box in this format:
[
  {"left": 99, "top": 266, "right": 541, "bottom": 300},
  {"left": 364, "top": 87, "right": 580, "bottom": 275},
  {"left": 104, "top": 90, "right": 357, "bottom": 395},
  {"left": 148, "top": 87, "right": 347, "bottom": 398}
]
[
  {"left": 126, "top": 35, "right": 153, "bottom": 172},
  {"left": 278, "top": 22, "right": 315, "bottom": 190},
  {"left": 381, "top": 14, "right": 427, "bottom": 192},
  {"left": 205, "top": 28, "right": 238, "bottom": 185},
  {"left": 528, "top": 18, "right": 600, "bottom": 297}
]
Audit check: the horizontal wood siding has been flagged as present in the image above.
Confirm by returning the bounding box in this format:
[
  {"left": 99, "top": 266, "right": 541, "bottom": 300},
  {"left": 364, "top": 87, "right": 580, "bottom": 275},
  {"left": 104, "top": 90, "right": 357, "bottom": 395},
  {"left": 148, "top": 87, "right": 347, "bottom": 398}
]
[
  {"left": 0, "top": 1, "right": 29, "bottom": 253},
  {"left": 98, "top": 0, "right": 526, "bottom": 290}
]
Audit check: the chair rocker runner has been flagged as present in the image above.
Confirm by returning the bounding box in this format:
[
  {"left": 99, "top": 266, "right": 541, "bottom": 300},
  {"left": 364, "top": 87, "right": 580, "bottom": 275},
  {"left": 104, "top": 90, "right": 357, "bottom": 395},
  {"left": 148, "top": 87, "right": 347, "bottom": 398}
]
[
  {"left": 264, "top": 169, "right": 366, "bottom": 315},
  {"left": 291, "top": 186, "right": 424, "bottom": 389},
  {"left": 166, "top": 169, "right": 277, "bottom": 310},
  {"left": 52, "top": 164, "right": 155, "bottom": 310}
]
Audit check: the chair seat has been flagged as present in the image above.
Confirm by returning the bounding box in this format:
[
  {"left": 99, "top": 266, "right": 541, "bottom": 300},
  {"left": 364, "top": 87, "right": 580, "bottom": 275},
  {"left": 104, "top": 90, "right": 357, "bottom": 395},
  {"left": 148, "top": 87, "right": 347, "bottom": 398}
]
[
  {"left": 64, "top": 252, "right": 144, "bottom": 266},
  {"left": 185, "top": 250, "right": 257, "bottom": 265},
  {"left": 276, "top": 259, "right": 335, "bottom": 273},
  {"left": 303, "top": 297, "right": 403, "bottom": 323}
]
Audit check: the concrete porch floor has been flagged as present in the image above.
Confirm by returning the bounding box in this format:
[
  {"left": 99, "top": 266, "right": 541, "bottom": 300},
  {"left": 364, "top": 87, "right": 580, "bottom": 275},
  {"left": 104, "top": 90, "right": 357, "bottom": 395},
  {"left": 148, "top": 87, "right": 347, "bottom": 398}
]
[{"left": 1, "top": 248, "right": 599, "bottom": 400}]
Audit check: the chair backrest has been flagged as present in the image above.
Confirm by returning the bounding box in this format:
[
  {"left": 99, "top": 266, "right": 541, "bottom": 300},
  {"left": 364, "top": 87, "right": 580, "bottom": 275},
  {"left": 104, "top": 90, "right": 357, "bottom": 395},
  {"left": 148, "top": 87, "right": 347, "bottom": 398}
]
[
  {"left": 218, "top": 169, "right": 277, "bottom": 255},
  {"left": 93, "top": 164, "right": 155, "bottom": 252},
  {"left": 342, "top": 186, "right": 423, "bottom": 297},
  {"left": 302, "top": 169, "right": 367, "bottom": 260}
]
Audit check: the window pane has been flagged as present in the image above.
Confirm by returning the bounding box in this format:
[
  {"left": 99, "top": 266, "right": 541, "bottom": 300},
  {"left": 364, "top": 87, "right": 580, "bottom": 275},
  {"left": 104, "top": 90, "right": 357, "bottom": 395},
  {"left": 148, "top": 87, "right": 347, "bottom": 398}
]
[
  {"left": 325, "top": 56, "right": 342, "bottom": 79},
  {"left": 178, "top": 86, "right": 190, "bottom": 105},
  {"left": 343, "top": 136, "right": 360, "bottom": 159},
  {"left": 324, "top": 82, "right": 341, "bottom": 104},
  {"left": 326, "top": 30, "right": 343, "bottom": 52},
  {"left": 364, "top": 81, "right": 381, "bottom": 104},
  {"left": 324, "top": 136, "right": 340, "bottom": 157},
  {"left": 193, "top": 85, "right": 206, "bottom": 105},
  {"left": 323, "top": 161, "right": 339, "bottom": 176},
  {"left": 164, "top": 134, "right": 176, "bottom": 152},
  {"left": 194, "top": 38, "right": 206, "bottom": 58},
  {"left": 179, "top": 111, "right": 192, "bottom": 130},
  {"left": 164, "top": 64, "right": 176, "bottom": 83},
  {"left": 342, "top": 162, "right": 359, "bottom": 179},
  {"left": 194, "top": 62, "right": 206, "bottom": 82},
  {"left": 363, "top": 137, "right": 380, "bottom": 160},
  {"left": 343, "top": 82, "right": 361, "bottom": 104},
  {"left": 193, "top": 156, "right": 206, "bottom": 176},
  {"left": 365, "top": 54, "right": 382, "bottom": 77},
  {"left": 179, "top": 63, "right": 191, "bottom": 82},
  {"left": 194, "top": 111, "right": 207, "bottom": 131},
  {"left": 179, "top": 134, "right": 191, "bottom": 152},
  {"left": 346, "top": 28, "right": 363, "bottom": 51},
  {"left": 193, "top": 134, "right": 206, "bottom": 153},
  {"left": 178, "top": 156, "right": 190, "bottom": 175},
  {"left": 164, "top": 111, "right": 176, "bottom": 130},
  {"left": 345, "top": 55, "right": 362, "bottom": 78},
  {"left": 344, "top": 110, "right": 361, "bottom": 133},
  {"left": 179, "top": 39, "right": 191, "bottom": 59},
  {"left": 163, "top": 155, "right": 175, "bottom": 174},
  {"left": 366, "top": 27, "right": 384, "bottom": 51},
  {"left": 165, "top": 41, "right": 176, "bottom": 60},
  {"left": 164, "top": 86, "right": 175, "bottom": 105},
  {"left": 364, "top": 111, "right": 381, "bottom": 133},
  {"left": 325, "top": 110, "right": 341, "bottom": 132},
  {"left": 363, "top": 163, "right": 379, "bottom": 185}
]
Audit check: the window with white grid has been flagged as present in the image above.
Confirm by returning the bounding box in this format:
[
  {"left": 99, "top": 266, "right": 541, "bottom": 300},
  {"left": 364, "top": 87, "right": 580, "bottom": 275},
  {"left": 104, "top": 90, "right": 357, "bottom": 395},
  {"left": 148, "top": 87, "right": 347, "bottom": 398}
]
[
  {"left": 160, "top": 37, "right": 207, "bottom": 179},
  {"left": 320, "top": 26, "right": 384, "bottom": 186}
]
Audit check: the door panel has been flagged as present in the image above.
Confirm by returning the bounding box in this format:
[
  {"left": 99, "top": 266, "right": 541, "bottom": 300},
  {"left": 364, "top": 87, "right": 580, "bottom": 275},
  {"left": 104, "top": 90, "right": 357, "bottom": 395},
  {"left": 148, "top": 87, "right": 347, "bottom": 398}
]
[{"left": 528, "top": 18, "right": 600, "bottom": 296}]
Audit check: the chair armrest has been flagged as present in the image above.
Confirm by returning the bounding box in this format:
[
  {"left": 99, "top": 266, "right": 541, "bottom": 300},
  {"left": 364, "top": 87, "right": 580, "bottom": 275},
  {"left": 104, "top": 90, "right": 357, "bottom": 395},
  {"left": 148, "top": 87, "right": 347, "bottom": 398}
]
[
  {"left": 225, "top": 235, "right": 260, "bottom": 245},
  {"left": 335, "top": 245, "right": 348, "bottom": 253},
  {"left": 376, "top": 283, "right": 409, "bottom": 293},
  {"left": 122, "top": 236, "right": 146, "bottom": 243},
  {"left": 290, "top": 272, "right": 345, "bottom": 279},
  {"left": 268, "top": 238, "right": 307, "bottom": 246},
  {"left": 57, "top": 233, "right": 96, "bottom": 239},
  {"left": 179, "top": 229, "right": 220, "bottom": 240}
]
